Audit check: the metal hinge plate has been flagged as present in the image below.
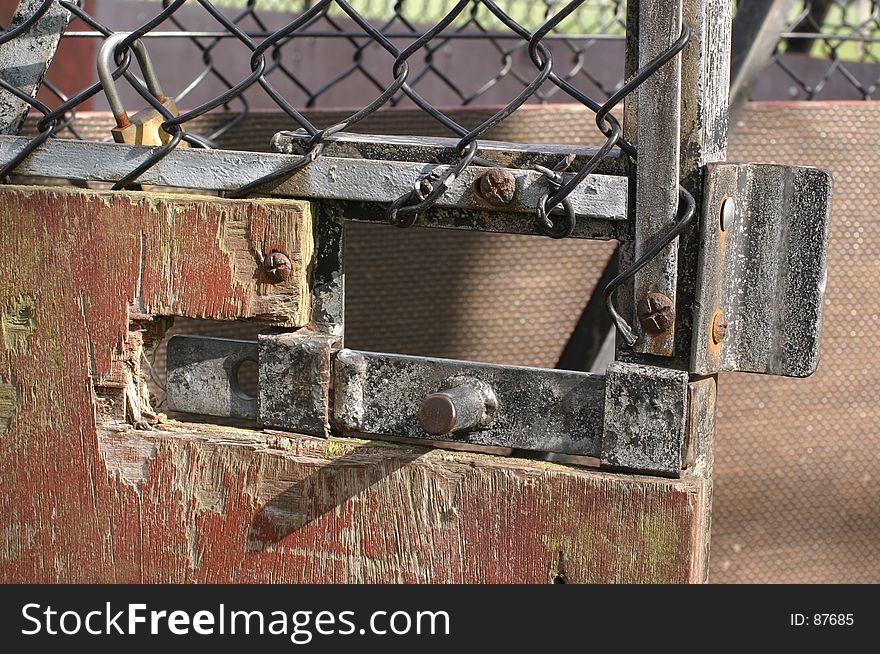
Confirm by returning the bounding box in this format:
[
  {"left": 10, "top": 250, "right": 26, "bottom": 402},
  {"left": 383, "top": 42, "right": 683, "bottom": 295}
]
[{"left": 692, "top": 162, "right": 832, "bottom": 377}]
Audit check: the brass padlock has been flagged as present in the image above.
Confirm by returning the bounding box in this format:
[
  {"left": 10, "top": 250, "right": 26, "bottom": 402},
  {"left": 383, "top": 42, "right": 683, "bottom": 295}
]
[{"left": 97, "top": 33, "right": 188, "bottom": 147}]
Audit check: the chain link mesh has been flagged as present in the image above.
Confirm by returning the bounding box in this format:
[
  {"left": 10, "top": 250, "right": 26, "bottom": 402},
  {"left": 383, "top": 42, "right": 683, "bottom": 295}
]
[
  {"left": 768, "top": 0, "right": 880, "bottom": 99},
  {"left": 0, "top": 0, "right": 654, "bottom": 228}
]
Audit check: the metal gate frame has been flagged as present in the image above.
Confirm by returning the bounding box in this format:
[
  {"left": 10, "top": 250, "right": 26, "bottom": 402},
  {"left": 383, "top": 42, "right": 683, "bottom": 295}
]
[{"left": 0, "top": 0, "right": 831, "bottom": 478}]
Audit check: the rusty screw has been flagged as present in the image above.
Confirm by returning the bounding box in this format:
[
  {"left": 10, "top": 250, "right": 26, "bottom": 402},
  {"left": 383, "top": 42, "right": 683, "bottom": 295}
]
[
  {"left": 478, "top": 168, "right": 516, "bottom": 206},
  {"left": 262, "top": 251, "right": 291, "bottom": 284},
  {"left": 712, "top": 310, "right": 728, "bottom": 344},
  {"left": 637, "top": 292, "right": 675, "bottom": 336}
]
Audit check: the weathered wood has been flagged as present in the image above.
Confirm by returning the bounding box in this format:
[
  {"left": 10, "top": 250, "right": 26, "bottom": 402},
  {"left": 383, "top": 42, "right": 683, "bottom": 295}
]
[
  {"left": 0, "top": 186, "right": 314, "bottom": 361},
  {"left": 0, "top": 0, "right": 72, "bottom": 134},
  {"left": 0, "top": 183, "right": 711, "bottom": 583}
]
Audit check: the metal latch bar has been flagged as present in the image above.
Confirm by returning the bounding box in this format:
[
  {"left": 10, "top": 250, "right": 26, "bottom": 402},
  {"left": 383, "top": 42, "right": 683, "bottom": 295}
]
[
  {"left": 0, "top": 135, "right": 627, "bottom": 236},
  {"left": 166, "top": 334, "right": 694, "bottom": 477}
]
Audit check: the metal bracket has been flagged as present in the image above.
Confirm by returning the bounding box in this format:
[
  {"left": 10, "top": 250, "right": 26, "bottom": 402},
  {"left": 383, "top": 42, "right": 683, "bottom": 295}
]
[
  {"left": 167, "top": 334, "right": 695, "bottom": 477},
  {"left": 692, "top": 162, "right": 832, "bottom": 377}
]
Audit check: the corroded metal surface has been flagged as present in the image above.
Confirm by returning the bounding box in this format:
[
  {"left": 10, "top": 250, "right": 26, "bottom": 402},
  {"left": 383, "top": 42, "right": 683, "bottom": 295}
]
[
  {"left": 166, "top": 334, "right": 258, "bottom": 419},
  {"left": 693, "top": 162, "right": 832, "bottom": 377},
  {"left": 601, "top": 362, "right": 690, "bottom": 477},
  {"left": 333, "top": 349, "right": 606, "bottom": 457},
  {"left": 259, "top": 330, "right": 339, "bottom": 436},
  {"left": 0, "top": 135, "right": 628, "bottom": 230}
]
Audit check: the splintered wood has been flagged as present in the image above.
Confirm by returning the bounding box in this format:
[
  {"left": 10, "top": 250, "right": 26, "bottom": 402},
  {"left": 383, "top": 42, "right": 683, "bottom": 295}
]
[{"left": 0, "top": 184, "right": 711, "bottom": 583}]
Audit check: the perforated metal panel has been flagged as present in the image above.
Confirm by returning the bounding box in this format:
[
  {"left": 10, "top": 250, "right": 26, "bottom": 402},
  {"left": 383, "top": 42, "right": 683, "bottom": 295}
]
[{"left": 711, "top": 102, "right": 880, "bottom": 583}]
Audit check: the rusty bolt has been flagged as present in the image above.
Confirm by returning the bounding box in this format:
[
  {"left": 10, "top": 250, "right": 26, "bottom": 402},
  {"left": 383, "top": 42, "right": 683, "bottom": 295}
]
[
  {"left": 637, "top": 292, "right": 675, "bottom": 336},
  {"left": 262, "top": 251, "right": 291, "bottom": 284},
  {"left": 478, "top": 168, "right": 516, "bottom": 206},
  {"left": 419, "top": 392, "right": 459, "bottom": 435},
  {"left": 712, "top": 310, "right": 729, "bottom": 344}
]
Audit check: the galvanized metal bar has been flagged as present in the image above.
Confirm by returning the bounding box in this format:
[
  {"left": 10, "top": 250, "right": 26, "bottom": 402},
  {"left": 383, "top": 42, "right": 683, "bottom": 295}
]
[
  {"left": 0, "top": 135, "right": 628, "bottom": 230},
  {"left": 333, "top": 349, "right": 606, "bottom": 457},
  {"left": 0, "top": 0, "right": 72, "bottom": 134},
  {"left": 163, "top": 334, "right": 718, "bottom": 476},
  {"left": 626, "top": 0, "right": 683, "bottom": 357},
  {"left": 691, "top": 162, "right": 832, "bottom": 378},
  {"left": 672, "top": 0, "right": 734, "bottom": 364},
  {"left": 272, "top": 130, "right": 628, "bottom": 176},
  {"left": 625, "top": 0, "right": 682, "bottom": 356},
  {"left": 166, "top": 334, "right": 258, "bottom": 420},
  {"left": 324, "top": 199, "right": 623, "bottom": 241},
  {"left": 681, "top": 0, "right": 733, "bottom": 182}
]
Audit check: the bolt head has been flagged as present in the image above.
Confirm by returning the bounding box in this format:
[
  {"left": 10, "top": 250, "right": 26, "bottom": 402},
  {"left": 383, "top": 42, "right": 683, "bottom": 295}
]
[
  {"left": 478, "top": 168, "right": 516, "bottom": 206},
  {"left": 712, "top": 310, "right": 728, "bottom": 344},
  {"left": 418, "top": 393, "right": 458, "bottom": 435},
  {"left": 262, "top": 251, "right": 291, "bottom": 284},
  {"left": 637, "top": 292, "right": 675, "bottom": 336}
]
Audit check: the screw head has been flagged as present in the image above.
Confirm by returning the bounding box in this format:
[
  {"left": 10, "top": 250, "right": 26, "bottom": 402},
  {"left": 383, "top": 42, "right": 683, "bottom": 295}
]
[
  {"left": 720, "top": 197, "right": 735, "bottom": 232},
  {"left": 637, "top": 292, "right": 675, "bottom": 336},
  {"left": 262, "top": 251, "right": 291, "bottom": 284},
  {"left": 478, "top": 168, "right": 516, "bottom": 206},
  {"left": 712, "top": 310, "right": 729, "bottom": 344}
]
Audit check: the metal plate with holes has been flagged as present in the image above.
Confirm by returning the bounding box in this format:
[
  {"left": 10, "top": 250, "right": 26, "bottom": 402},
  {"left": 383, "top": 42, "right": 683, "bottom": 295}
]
[{"left": 693, "top": 162, "right": 832, "bottom": 377}]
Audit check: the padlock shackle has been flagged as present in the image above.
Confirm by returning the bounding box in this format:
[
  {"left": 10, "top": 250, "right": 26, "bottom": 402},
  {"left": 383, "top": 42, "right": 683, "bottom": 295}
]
[{"left": 97, "top": 33, "right": 168, "bottom": 128}]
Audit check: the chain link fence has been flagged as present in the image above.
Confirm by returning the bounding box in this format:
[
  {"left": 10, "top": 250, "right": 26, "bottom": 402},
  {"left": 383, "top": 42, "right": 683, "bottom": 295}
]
[
  {"left": 1, "top": 0, "right": 657, "bottom": 229},
  {"left": 2, "top": 1, "right": 878, "bottom": 176},
  {"left": 761, "top": 0, "right": 880, "bottom": 99}
]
